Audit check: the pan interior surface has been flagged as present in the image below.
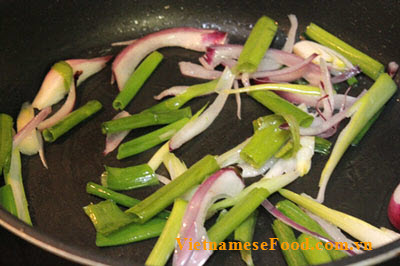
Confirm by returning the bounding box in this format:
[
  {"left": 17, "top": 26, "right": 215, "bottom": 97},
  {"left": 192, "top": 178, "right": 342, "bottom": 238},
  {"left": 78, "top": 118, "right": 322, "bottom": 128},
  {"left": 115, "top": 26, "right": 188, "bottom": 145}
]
[{"left": 0, "top": 0, "right": 399, "bottom": 265}]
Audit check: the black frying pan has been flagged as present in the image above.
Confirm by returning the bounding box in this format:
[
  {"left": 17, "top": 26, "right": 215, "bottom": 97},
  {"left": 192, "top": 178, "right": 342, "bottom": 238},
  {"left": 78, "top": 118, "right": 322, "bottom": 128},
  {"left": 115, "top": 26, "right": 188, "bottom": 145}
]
[{"left": 1, "top": 0, "right": 399, "bottom": 265}]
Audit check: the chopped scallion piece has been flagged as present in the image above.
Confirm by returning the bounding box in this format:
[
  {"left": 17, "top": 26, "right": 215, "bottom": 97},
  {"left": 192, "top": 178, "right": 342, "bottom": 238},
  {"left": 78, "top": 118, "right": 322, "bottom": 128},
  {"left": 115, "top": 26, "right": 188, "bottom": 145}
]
[
  {"left": 113, "top": 51, "right": 163, "bottom": 110},
  {"left": 306, "top": 23, "right": 384, "bottom": 80}
]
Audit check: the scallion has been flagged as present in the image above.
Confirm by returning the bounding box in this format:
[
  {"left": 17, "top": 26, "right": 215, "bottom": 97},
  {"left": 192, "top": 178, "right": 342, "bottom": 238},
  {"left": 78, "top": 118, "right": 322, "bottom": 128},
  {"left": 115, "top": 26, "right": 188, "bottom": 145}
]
[
  {"left": 271, "top": 219, "right": 308, "bottom": 266},
  {"left": 249, "top": 91, "right": 314, "bottom": 127},
  {"left": 113, "top": 51, "right": 164, "bottom": 110},
  {"left": 0, "top": 184, "right": 18, "bottom": 216},
  {"left": 126, "top": 155, "right": 219, "bottom": 223},
  {"left": 305, "top": 23, "right": 384, "bottom": 80},
  {"left": 146, "top": 199, "right": 188, "bottom": 266},
  {"left": 234, "top": 16, "right": 278, "bottom": 74},
  {"left": 101, "top": 164, "right": 158, "bottom": 191},
  {"left": 42, "top": 100, "right": 102, "bottom": 142},
  {"left": 117, "top": 117, "right": 190, "bottom": 159},
  {"left": 0, "top": 114, "right": 13, "bottom": 175},
  {"left": 101, "top": 107, "right": 192, "bottom": 134}
]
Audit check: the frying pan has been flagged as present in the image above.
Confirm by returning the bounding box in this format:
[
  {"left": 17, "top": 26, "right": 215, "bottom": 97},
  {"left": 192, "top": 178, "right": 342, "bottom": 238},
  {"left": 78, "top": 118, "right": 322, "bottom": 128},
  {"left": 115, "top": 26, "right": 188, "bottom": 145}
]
[{"left": 0, "top": 0, "right": 399, "bottom": 265}]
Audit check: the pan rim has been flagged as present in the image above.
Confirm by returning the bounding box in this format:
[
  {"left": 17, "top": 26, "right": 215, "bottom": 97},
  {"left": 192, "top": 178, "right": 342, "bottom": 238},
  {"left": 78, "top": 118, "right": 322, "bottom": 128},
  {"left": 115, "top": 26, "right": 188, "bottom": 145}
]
[{"left": 1, "top": 206, "right": 400, "bottom": 265}]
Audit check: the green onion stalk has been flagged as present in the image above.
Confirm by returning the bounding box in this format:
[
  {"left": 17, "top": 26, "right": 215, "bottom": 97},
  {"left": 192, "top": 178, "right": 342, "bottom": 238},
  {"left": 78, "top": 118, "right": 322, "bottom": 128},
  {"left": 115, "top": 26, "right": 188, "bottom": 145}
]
[
  {"left": 146, "top": 199, "right": 188, "bottom": 266},
  {"left": 101, "top": 164, "right": 159, "bottom": 191},
  {"left": 279, "top": 189, "right": 395, "bottom": 249},
  {"left": 305, "top": 23, "right": 384, "bottom": 80},
  {"left": 147, "top": 79, "right": 219, "bottom": 113},
  {"left": 4, "top": 147, "right": 32, "bottom": 225},
  {"left": 234, "top": 210, "right": 258, "bottom": 266},
  {"left": 240, "top": 116, "right": 290, "bottom": 168},
  {"left": 209, "top": 171, "right": 300, "bottom": 215},
  {"left": 42, "top": 100, "right": 102, "bottom": 142},
  {"left": 271, "top": 219, "right": 308, "bottom": 266},
  {"left": 297, "top": 233, "right": 332, "bottom": 265},
  {"left": 234, "top": 16, "right": 278, "bottom": 74},
  {"left": 126, "top": 155, "right": 219, "bottom": 224},
  {"left": 224, "top": 83, "right": 321, "bottom": 96},
  {"left": 83, "top": 200, "right": 136, "bottom": 235},
  {"left": 96, "top": 217, "right": 167, "bottom": 247},
  {"left": 249, "top": 90, "right": 314, "bottom": 127},
  {"left": 0, "top": 184, "right": 18, "bottom": 216},
  {"left": 208, "top": 188, "right": 269, "bottom": 244},
  {"left": 318, "top": 73, "right": 397, "bottom": 202},
  {"left": 314, "top": 136, "right": 332, "bottom": 155},
  {"left": 276, "top": 200, "right": 347, "bottom": 260},
  {"left": 117, "top": 117, "right": 190, "bottom": 159},
  {"left": 113, "top": 51, "right": 164, "bottom": 110},
  {"left": 86, "top": 182, "right": 169, "bottom": 219},
  {"left": 0, "top": 114, "right": 13, "bottom": 175},
  {"left": 101, "top": 107, "right": 192, "bottom": 134}
]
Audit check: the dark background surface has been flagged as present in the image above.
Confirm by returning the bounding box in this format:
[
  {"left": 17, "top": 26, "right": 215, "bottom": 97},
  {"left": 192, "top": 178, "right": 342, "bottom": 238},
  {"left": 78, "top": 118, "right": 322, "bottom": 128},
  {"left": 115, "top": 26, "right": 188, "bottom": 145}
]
[{"left": 0, "top": 0, "right": 400, "bottom": 265}]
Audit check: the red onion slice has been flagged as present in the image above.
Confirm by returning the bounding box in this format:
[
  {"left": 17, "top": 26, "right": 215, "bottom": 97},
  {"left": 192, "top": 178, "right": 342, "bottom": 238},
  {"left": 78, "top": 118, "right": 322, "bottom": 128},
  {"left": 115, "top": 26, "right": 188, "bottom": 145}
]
[
  {"left": 281, "top": 14, "right": 298, "bottom": 53},
  {"left": 154, "top": 86, "right": 189, "bottom": 100},
  {"left": 200, "top": 45, "right": 281, "bottom": 72},
  {"left": 199, "top": 44, "right": 243, "bottom": 69},
  {"left": 388, "top": 61, "right": 399, "bottom": 79},
  {"left": 66, "top": 55, "right": 112, "bottom": 86},
  {"left": 111, "top": 39, "right": 137, "bottom": 46},
  {"left": 169, "top": 67, "right": 235, "bottom": 150},
  {"left": 257, "top": 51, "right": 283, "bottom": 72},
  {"left": 300, "top": 110, "right": 348, "bottom": 136},
  {"left": 103, "top": 111, "right": 131, "bottom": 156},
  {"left": 13, "top": 106, "right": 52, "bottom": 147},
  {"left": 179, "top": 62, "right": 221, "bottom": 80},
  {"left": 275, "top": 91, "right": 356, "bottom": 110},
  {"left": 267, "top": 49, "right": 321, "bottom": 85},
  {"left": 37, "top": 131, "right": 48, "bottom": 169},
  {"left": 112, "top": 28, "right": 227, "bottom": 90},
  {"left": 261, "top": 199, "right": 357, "bottom": 256},
  {"left": 173, "top": 168, "right": 244, "bottom": 266},
  {"left": 234, "top": 80, "right": 242, "bottom": 120},
  {"left": 37, "top": 82, "right": 76, "bottom": 131},
  {"left": 330, "top": 66, "right": 361, "bottom": 83},
  {"left": 32, "top": 67, "right": 71, "bottom": 110},
  {"left": 319, "top": 59, "right": 334, "bottom": 120},
  {"left": 252, "top": 53, "right": 317, "bottom": 83}
]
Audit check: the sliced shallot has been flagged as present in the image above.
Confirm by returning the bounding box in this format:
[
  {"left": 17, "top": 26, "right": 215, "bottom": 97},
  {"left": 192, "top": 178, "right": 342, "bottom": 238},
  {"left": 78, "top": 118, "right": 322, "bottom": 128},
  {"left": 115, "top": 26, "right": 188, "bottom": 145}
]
[
  {"left": 281, "top": 14, "right": 298, "bottom": 53},
  {"left": 253, "top": 53, "right": 317, "bottom": 83},
  {"left": 199, "top": 44, "right": 242, "bottom": 69},
  {"left": 173, "top": 168, "right": 244, "bottom": 266},
  {"left": 388, "top": 61, "right": 399, "bottom": 79},
  {"left": 319, "top": 58, "right": 334, "bottom": 121},
  {"left": 37, "top": 82, "right": 76, "bottom": 130},
  {"left": 37, "top": 131, "right": 48, "bottom": 169},
  {"left": 275, "top": 91, "right": 356, "bottom": 110},
  {"left": 13, "top": 106, "right": 52, "bottom": 147},
  {"left": 32, "top": 63, "right": 72, "bottom": 110},
  {"left": 179, "top": 62, "right": 221, "bottom": 80},
  {"left": 65, "top": 55, "right": 112, "bottom": 86},
  {"left": 154, "top": 86, "right": 189, "bottom": 100},
  {"left": 330, "top": 66, "right": 361, "bottom": 83},
  {"left": 233, "top": 80, "right": 242, "bottom": 120},
  {"left": 112, "top": 28, "right": 228, "bottom": 90},
  {"left": 103, "top": 111, "right": 131, "bottom": 156}
]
